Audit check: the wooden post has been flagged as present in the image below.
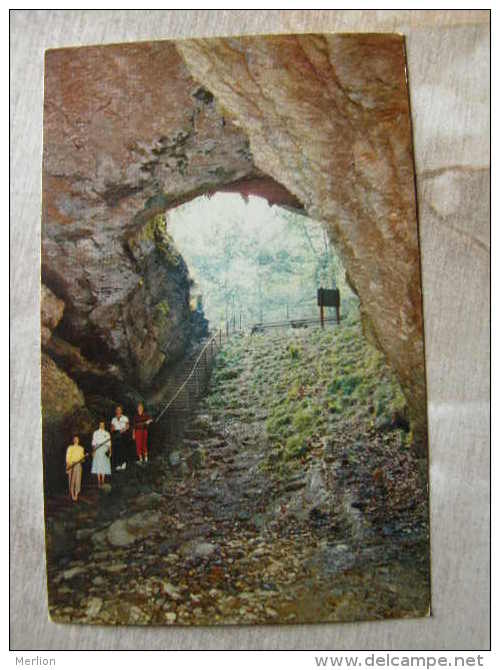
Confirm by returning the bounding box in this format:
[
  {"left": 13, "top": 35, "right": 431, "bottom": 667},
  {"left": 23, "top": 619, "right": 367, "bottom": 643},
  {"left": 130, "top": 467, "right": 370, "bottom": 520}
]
[
  {"left": 335, "top": 304, "right": 340, "bottom": 324},
  {"left": 203, "top": 349, "right": 207, "bottom": 391},
  {"left": 239, "top": 312, "right": 242, "bottom": 331},
  {"left": 219, "top": 328, "right": 222, "bottom": 346},
  {"left": 318, "top": 288, "right": 325, "bottom": 329},
  {"left": 226, "top": 321, "right": 229, "bottom": 337}
]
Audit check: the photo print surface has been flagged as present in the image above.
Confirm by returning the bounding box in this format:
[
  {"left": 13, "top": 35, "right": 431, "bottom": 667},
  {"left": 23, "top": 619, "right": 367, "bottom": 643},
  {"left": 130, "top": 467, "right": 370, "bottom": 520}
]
[{"left": 41, "top": 33, "right": 430, "bottom": 626}]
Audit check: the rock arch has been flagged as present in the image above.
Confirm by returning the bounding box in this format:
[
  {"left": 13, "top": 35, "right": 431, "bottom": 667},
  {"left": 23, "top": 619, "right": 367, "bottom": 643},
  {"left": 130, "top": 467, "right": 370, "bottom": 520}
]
[{"left": 42, "top": 34, "right": 427, "bottom": 454}]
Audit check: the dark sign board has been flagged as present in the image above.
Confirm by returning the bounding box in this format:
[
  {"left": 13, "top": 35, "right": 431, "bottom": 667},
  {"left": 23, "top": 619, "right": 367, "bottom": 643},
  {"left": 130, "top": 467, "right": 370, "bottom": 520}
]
[{"left": 317, "top": 288, "right": 340, "bottom": 307}]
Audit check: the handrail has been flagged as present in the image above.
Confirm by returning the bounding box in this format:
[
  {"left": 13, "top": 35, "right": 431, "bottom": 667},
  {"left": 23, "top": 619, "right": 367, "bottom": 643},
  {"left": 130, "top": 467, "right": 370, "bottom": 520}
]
[
  {"left": 154, "top": 332, "right": 221, "bottom": 423},
  {"left": 251, "top": 315, "right": 340, "bottom": 330}
]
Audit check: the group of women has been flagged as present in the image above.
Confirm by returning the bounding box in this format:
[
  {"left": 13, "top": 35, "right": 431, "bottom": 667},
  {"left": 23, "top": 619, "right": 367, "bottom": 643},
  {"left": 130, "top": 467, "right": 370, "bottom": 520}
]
[{"left": 65, "top": 402, "right": 153, "bottom": 502}]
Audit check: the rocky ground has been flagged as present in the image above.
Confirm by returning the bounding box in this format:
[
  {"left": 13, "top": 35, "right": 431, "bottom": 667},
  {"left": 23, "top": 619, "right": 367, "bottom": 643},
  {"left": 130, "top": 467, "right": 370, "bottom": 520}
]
[{"left": 46, "top": 316, "right": 430, "bottom": 626}]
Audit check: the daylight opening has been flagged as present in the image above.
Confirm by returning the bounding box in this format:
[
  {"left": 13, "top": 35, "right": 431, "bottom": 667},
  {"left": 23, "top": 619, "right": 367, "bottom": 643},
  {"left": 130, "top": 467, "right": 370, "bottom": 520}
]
[{"left": 167, "top": 192, "right": 359, "bottom": 330}]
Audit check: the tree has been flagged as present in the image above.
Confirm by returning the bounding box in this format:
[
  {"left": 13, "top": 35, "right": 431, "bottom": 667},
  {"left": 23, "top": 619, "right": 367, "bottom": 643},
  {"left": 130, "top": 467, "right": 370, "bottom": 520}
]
[{"left": 167, "top": 193, "right": 357, "bottom": 326}]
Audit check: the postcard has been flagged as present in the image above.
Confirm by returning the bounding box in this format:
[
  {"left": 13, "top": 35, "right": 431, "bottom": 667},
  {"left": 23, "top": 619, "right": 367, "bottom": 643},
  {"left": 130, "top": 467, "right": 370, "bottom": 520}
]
[{"left": 41, "top": 33, "right": 430, "bottom": 626}]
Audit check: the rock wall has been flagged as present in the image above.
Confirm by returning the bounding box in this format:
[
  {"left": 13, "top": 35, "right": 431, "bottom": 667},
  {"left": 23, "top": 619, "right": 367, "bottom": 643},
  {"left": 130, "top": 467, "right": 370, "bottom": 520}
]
[
  {"left": 42, "top": 34, "right": 427, "bottom": 454},
  {"left": 42, "top": 43, "right": 253, "bottom": 401}
]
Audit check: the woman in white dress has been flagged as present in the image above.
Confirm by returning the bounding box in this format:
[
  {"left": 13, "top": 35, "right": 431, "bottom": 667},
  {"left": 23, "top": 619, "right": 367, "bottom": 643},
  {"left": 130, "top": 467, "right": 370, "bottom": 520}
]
[{"left": 91, "top": 420, "right": 112, "bottom": 487}]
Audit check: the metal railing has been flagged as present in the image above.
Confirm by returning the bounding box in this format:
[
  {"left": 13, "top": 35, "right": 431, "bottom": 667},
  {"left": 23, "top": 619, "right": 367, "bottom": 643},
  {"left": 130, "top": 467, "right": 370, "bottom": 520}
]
[
  {"left": 155, "top": 335, "right": 219, "bottom": 420},
  {"left": 150, "top": 307, "right": 340, "bottom": 446},
  {"left": 152, "top": 326, "right": 238, "bottom": 443},
  {"left": 249, "top": 314, "right": 341, "bottom": 333}
]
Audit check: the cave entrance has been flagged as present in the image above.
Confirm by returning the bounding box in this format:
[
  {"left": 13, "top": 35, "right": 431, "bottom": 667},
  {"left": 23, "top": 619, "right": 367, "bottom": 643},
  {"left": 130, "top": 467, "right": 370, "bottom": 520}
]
[
  {"left": 166, "top": 191, "right": 358, "bottom": 331},
  {"left": 151, "top": 183, "right": 411, "bottom": 471},
  {"left": 150, "top": 182, "right": 410, "bottom": 446}
]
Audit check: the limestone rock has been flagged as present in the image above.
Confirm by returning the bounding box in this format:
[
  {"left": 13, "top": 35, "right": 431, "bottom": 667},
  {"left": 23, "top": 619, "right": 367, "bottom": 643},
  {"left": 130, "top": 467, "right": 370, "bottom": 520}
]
[
  {"left": 91, "top": 528, "right": 109, "bottom": 546},
  {"left": 45, "top": 518, "right": 77, "bottom": 559},
  {"left": 42, "top": 43, "right": 250, "bottom": 401},
  {"left": 85, "top": 597, "right": 103, "bottom": 618},
  {"left": 168, "top": 451, "right": 182, "bottom": 467},
  {"left": 105, "top": 563, "right": 128, "bottom": 573},
  {"left": 41, "top": 284, "right": 64, "bottom": 346},
  {"left": 106, "top": 510, "right": 162, "bottom": 547},
  {"left": 40, "top": 347, "right": 95, "bottom": 481},
  {"left": 45, "top": 334, "right": 124, "bottom": 392},
  {"left": 127, "top": 605, "right": 150, "bottom": 625},
  {"left": 106, "top": 521, "right": 133, "bottom": 547},
  {"left": 41, "top": 353, "right": 85, "bottom": 427},
  {"left": 75, "top": 528, "right": 94, "bottom": 541},
  {"left": 179, "top": 539, "right": 218, "bottom": 560},
  {"left": 61, "top": 566, "right": 86, "bottom": 580},
  {"left": 162, "top": 582, "right": 182, "bottom": 600}
]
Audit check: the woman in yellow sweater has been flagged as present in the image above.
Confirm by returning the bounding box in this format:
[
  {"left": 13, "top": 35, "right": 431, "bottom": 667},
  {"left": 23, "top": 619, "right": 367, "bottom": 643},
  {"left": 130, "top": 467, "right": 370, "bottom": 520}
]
[{"left": 66, "top": 435, "right": 85, "bottom": 502}]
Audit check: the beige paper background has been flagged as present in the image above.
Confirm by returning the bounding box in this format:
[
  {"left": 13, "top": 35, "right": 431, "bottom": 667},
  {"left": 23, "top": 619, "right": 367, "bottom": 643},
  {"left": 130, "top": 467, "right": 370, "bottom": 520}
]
[{"left": 10, "top": 10, "right": 490, "bottom": 650}]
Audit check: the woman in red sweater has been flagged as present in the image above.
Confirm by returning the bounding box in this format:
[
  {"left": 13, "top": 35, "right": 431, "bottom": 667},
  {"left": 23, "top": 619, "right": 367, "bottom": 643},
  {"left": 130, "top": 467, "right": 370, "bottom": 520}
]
[{"left": 133, "top": 402, "right": 153, "bottom": 464}]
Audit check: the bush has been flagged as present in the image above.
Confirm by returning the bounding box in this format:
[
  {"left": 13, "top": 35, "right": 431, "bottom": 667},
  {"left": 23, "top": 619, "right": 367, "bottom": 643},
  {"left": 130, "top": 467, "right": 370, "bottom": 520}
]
[
  {"left": 215, "top": 367, "right": 242, "bottom": 381},
  {"left": 287, "top": 343, "right": 301, "bottom": 360},
  {"left": 328, "top": 398, "right": 343, "bottom": 414},
  {"left": 328, "top": 373, "right": 362, "bottom": 397},
  {"left": 285, "top": 434, "right": 309, "bottom": 459},
  {"left": 266, "top": 409, "right": 291, "bottom": 436},
  {"left": 292, "top": 406, "right": 316, "bottom": 431}
]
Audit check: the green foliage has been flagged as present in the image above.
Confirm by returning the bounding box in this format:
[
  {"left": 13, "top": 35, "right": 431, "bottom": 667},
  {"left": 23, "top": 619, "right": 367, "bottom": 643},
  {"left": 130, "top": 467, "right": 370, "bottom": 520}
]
[
  {"left": 130, "top": 213, "right": 182, "bottom": 268},
  {"left": 404, "top": 430, "right": 414, "bottom": 449},
  {"left": 154, "top": 299, "right": 170, "bottom": 319},
  {"left": 328, "top": 373, "right": 362, "bottom": 397},
  {"left": 284, "top": 434, "right": 309, "bottom": 460},
  {"left": 156, "top": 232, "right": 181, "bottom": 267},
  {"left": 201, "top": 311, "right": 410, "bottom": 470},
  {"left": 328, "top": 398, "right": 343, "bottom": 414},
  {"left": 287, "top": 343, "right": 301, "bottom": 360},
  {"left": 291, "top": 406, "right": 317, "bottom": 432},
  {"left": 266, "top": 409, "right": 291, "bottom": 437},
  {"left": 216, "top": 367, "right": 242, "bottom": 382},
  {"left": 167, "top": 194, "right": 358, "bottom": 327}
]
